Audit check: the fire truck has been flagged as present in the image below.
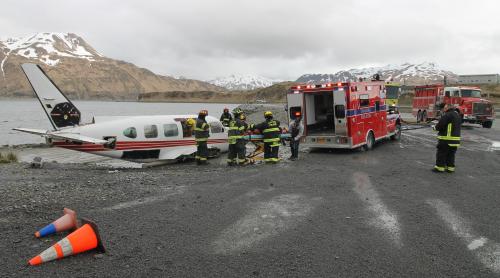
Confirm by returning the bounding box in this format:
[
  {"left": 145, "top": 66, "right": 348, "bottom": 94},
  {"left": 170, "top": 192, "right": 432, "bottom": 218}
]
[
  {"left": 412, "top": 85, "right": 494, "bottom": 128},
  {"left": 384, "top": 81, "right": 401, "bottom": 107},
  {"left": 287, "top": 80, "right": 401, "bottom": 150}
]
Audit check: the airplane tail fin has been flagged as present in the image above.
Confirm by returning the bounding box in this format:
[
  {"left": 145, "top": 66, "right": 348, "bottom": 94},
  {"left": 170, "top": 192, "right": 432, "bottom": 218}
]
[{"left": 21, "top": 63, "right": 81, "bottom": 130}]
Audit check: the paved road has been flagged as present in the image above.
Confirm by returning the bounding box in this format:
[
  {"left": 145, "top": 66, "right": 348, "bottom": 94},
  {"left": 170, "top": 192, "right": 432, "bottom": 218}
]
[{"left": 0, "top": 122, "right": 499, "bottom": 277}]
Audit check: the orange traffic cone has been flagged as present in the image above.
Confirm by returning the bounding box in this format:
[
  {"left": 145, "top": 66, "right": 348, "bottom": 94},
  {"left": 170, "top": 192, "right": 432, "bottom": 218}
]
[
  {"left": 29, "top": 218, "right": 105, "bottom": 266},
  {"left": 35, "top": 208, "right": 79, "bottom": 238}
]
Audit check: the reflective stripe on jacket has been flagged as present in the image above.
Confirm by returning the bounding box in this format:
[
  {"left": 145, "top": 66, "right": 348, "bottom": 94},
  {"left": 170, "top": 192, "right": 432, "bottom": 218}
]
[
  {"left": 228, "top": 118, "right": 248, "bottom": 144},
  {"left": 256, "top": 119, "right": 281, "bottom": 145},
  {"left": 435, "top": 109, "right": 461, "bottom": 147},
  {"left": 195, "top": 118, "right": 210, "bottom": 142}
]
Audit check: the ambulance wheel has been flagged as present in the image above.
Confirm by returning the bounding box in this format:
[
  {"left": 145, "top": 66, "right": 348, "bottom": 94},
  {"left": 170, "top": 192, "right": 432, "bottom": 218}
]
[
  {"left": 416, "top": 111, "right": 422, "bottom": 123},
  {"left": 390, "top": 124, "right": 402, "bottom": 141},
  {"left": 482, "top": 121, "right": 493, "bottom": 128},
  {"left": 363, "top": 131, "right": 375, "bottom": 151}
]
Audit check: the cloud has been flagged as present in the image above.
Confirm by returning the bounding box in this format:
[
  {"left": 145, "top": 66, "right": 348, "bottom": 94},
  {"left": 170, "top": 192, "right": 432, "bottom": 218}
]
[{"left": 2, "top": 0, "right": 500, "bottom": 80}]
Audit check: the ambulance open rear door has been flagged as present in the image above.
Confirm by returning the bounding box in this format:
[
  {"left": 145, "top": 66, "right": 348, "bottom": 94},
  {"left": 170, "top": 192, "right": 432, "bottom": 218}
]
[
  {"left": 333, "top": 86, "right": 347, "bottom": 136},
  {"left": 287, "top": 90, "right": 303, "bottom": 123}
]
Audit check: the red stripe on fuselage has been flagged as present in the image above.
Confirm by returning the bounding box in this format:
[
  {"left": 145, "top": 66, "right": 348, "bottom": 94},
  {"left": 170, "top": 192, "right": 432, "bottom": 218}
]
[{"left": 52, "top": 139, "right": 228, "bottom": 152}]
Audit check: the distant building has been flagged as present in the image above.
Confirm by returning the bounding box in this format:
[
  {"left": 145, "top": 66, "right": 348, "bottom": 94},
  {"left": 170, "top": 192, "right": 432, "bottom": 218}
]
[{"left": 458, "top": 74, "right": 499, "bottom": 85}]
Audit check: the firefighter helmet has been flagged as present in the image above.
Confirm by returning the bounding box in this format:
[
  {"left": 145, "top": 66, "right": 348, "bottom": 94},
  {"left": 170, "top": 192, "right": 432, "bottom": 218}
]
[
  {"left": 264, "top": 111, "right": 273, "bottom": 117},
  {"left": 199, "top": 110, "right": 208, "bottom": 116},
  {"left": 232, "top": 107, "right": 242, "bottom": 115},
  {"left": 186, "top": 118, "right": 195, "bottom": 126}
]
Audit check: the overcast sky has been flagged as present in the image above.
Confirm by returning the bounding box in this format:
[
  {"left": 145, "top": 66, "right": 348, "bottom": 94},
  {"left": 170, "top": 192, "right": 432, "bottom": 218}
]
[{"left": 2, "top": 0, "right": 499, "bottom": 80}]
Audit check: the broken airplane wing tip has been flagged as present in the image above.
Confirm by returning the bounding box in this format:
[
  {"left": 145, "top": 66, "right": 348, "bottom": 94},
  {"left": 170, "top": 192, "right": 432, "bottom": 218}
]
[{"left": 13, "top": 128, "right": 108, "bottom": 145}]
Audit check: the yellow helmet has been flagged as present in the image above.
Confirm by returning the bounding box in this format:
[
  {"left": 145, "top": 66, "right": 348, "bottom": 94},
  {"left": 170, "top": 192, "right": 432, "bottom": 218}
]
[
  {"left": 186, "top": 118, "right": 195, "bottom": 126},
  {"left": 264, "top": 111, "right": 273, "bottom": 117}
]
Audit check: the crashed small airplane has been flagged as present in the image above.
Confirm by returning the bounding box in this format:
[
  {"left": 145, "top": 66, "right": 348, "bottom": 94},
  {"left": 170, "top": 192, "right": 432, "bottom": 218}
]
[{"left": 14, "top": 63, "right": 229, "bottom": 163}]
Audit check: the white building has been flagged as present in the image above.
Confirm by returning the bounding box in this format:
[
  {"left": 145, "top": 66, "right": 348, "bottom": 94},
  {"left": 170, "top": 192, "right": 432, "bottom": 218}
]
[{"left": 458, "top": 74, "right": 499, "bottom": 85}]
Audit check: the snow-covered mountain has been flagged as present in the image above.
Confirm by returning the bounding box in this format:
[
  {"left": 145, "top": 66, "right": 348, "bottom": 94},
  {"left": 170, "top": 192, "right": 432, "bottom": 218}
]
[
  {"left": 207, "top": 74, "right": 281, "bottom": 90},
  {"left": 0, "top": 33, "right": 102, "bottom": 72},
  {"left": 0, "top": 33, "right": 224, "bottom": 99},
  {"left": 296, "top": 62, "right": 458, "bottom": 85}
]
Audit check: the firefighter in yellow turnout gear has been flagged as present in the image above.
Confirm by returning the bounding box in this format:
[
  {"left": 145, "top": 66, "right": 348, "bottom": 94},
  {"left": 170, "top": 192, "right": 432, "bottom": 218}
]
[
  {"left": 254, "top": 111, "right": 281, "bottom": 163},
  {"left": 433, "top": 103, "right": 461, "bottom": 173},
  {"left": 227, "top": 108, "right": 249, "bottom": 166},
  {"left": 195, "top": 110, "right": 210, "bottom": 165}
]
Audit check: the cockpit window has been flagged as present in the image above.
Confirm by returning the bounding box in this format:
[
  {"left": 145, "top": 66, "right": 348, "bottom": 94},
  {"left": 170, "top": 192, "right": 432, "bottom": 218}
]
[
  {"left": 123, "top": 127, "right": 137, "bottom": 138},
  {"left": 144, "top": 125, "right": 158, "bottom": 138},
  {"left": 210, "top": 121, "right": 224, "bottom": 133},
  {"left": 163, "top": 124, "right": 179, "bottom": 137}
]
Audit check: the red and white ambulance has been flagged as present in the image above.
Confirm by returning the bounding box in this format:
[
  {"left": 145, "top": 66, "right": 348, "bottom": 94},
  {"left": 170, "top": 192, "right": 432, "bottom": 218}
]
[{"left": 287, "top": 80, "right": 401, "bottom": 150}]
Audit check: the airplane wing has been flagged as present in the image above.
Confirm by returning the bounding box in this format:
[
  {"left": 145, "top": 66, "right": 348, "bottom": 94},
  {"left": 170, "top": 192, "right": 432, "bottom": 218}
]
[
  {"left": 159, "top": 146, "right": 197, "bottom": 160},
  {"left": 13, "top": 128, "right": 108, "bottom": 144}
]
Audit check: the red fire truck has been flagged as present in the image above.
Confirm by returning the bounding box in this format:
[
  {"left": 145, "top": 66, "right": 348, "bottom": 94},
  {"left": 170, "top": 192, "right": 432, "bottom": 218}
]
[
  {"left": 412, "top": 85, "right": 494, "bottom": 128},
  {"left": 286, "top": 81, "right": 401, "bottom": 150}
]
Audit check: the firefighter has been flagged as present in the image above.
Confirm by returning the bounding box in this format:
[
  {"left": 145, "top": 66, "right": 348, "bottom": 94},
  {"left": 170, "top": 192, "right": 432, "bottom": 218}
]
[
  {"left": 220, "top": 108, "right": 233, "bottom": 127},
  {"left": 195, "top": 110, "right": 210, "bottom": 165},
  {"left": 185, "top": 118, "right": 195, "bottom": 137},
  {"left": 432, "top": 103, "right": 461, "bottom": 173},
  {"left": 254, "top": 111, "right": 281, "bottom": 163},
  {"left": 227, "top": 108, "right": 249, "bottom": 166},
  {"left": 239, "top": 113, "right": 254, "bottom": 164}
]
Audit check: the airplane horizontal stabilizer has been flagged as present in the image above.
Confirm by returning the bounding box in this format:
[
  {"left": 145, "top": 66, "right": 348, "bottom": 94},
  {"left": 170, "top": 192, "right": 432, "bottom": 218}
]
[
  {"left": 13, "top": 128, "right": 108, "bottom": 144},
  {"left": 12, "top": 128, "right": 49, "bottom": 136}
]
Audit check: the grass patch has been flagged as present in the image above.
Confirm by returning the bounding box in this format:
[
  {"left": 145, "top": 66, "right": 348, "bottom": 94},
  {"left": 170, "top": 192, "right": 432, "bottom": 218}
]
[{"left": 0, "top": 152, "right": 18, "bottom": 163}]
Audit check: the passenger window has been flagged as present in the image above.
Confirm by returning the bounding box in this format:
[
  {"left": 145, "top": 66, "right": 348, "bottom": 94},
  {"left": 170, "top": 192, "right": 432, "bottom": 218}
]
[
  {"left": 375, "top": 101, "right": 380, "bottom": 111},
  {"left": 163, "top": 124, "right": 179, "bottom": 137},
  {"left": 123, "top": 127, "right": 137, "bottom": 139},
  {"left": 210, "top": 121, "right": 224, "bottom": 133},
  {"left": 360, "top": 94, "right": 370, "bottom": 107},
  {"left": 453, "top": 91, "right": 460, "bottom": 97},
  {"left": 445, "top": 91, "right": 450, "bottom": 97},
  {"left": 334, "top": 105, "right": 345, "bottom": 119},
  {"left": 144, "top": 125, "right": 158, "bottom": 138}
]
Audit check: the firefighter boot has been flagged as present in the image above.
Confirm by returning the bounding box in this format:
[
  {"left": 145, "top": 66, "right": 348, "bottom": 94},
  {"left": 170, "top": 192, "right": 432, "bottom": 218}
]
[{"left": 432, "top": 166, "right": 446, "bottom": 173}]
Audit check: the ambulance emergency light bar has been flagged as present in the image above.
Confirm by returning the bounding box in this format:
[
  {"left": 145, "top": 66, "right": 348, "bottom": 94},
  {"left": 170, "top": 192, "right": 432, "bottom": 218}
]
[{"left": 291, "top": 82, "right": 346, "bottom": 90}]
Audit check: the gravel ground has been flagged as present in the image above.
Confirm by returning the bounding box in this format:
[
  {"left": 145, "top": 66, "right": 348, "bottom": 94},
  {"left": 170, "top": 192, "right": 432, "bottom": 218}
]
[{"left": 1, "top": 122, "right": 499, "bottom": 277}]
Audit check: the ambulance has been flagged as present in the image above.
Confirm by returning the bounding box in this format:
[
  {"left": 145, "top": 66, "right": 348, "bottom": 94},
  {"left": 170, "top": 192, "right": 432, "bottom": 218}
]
[{"left": 287, "top": 80, "right": 401, "bottom": 150}]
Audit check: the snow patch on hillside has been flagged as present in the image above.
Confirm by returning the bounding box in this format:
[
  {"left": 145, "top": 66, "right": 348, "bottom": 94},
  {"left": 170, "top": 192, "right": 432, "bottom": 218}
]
[{"left": 208, "top": 74, "right": 281, "bottom": 90}]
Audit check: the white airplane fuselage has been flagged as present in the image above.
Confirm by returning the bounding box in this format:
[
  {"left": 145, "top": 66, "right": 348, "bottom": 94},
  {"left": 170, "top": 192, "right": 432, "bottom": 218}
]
[{"left": 50, "top": 115, "right": 228, "bottom": 162}]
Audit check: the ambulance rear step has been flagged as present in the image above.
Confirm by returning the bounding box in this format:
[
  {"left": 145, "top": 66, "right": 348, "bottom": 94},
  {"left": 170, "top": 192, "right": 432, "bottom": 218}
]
[{"left": 302, "top": 135, "right": 352, "bottom": 149}]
